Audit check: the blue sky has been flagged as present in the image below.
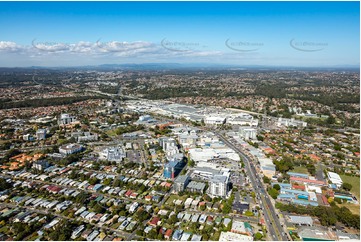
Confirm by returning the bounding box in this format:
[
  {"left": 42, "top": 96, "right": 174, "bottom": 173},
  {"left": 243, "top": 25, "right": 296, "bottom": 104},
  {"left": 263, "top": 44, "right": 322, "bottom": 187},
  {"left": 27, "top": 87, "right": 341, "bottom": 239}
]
[{"left": 0, "top": 1, "right": 359, "bottom": 67}]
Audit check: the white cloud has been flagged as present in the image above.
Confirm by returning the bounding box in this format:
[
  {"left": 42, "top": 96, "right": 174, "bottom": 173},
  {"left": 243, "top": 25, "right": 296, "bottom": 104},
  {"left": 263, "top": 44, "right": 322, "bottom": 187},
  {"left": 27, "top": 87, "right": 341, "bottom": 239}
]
[
  {"left": 96, "top": 40, "right": 155, "bottom": 53},
  {"left": 0, "top": 41, "right": 24, "bottom": 52},
  {"left": 0, "top": 39, "right": 263, "bottom": 66}
]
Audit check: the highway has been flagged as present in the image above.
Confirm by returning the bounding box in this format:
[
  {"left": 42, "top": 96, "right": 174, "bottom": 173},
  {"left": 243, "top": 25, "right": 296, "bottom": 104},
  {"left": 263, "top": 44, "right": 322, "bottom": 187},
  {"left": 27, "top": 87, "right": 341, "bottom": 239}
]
[{"left": 215, "top": 132, "right": 289, "bottom": 241}]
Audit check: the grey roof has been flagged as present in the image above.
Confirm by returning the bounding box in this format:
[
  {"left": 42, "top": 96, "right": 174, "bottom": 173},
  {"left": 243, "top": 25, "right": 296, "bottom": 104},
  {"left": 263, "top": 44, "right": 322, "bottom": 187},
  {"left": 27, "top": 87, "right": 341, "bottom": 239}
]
[
  {"left": 210, "top": 175, "right": 228, "bottom": 183},
  {"left": 336, "top": 231, "right": 360, "bottom": 240},
  {"left": 192, "top": 166, "right": 222, "bottom": 176},
  {"left": 187, "top": 181, "right": 206, "bottom": 191},
  {"left": 298, "top": 227, "right": 334, "bottom": 240},
  {"left": 191, "top": 234, "right": 202, "bottom": 241},
  {"left": 289, "top": 215, "right": 313, "bottom": 225},
  {"left": 175, "top": 175, "right": 189, "bottom": 184}
]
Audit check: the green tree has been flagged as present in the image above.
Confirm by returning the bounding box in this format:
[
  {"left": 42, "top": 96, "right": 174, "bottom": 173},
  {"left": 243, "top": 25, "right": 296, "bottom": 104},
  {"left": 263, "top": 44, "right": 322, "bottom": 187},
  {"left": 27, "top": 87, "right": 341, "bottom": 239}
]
[
  {"left": 326, "top": 115, "right": 335, "bottom": 125},
  {"left": 342, "top": 182, "right": 353, "bottom": 191},
  {"left": 268, "top": 188, "right": 279, "bottom": 199},
  {"left": 203, "top": 194, "right": 212, "bottom": 202},
  {"left": 188, "top": 159, "right": 195, "bottom": 167},
  {"left": 273, "top": 184, "right": 281, "bottom": 191},
  {"left": 0, "top": 178, "right": 11, "bottom": 191},
  {"left": 254, "top": 232, "right": 263, "bottom": 240},
  {"left": 168, "top": 214, "right": 178, "bottom": 224},
  {"left": 147, "top": 229, "right": 157, "bottom": 239},
  {"left": 263, "top": 176, "right": 271, "bottom": 184},
  {"left": 222, "top": 202, "right": 232, "bottom": 214},
  {"left": 89, "top": 177, "right": 99, "bottom": 185},
  {"left": 92, "top": 203, "right": 105, "bottom": 213}
]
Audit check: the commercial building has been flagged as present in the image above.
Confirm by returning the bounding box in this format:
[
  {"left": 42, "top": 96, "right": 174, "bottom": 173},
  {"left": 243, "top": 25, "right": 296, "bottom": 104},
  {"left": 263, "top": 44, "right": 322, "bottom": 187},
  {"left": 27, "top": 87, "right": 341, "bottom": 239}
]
[
  {"left": 219, "top": 231, "right": 253, "bottom": 241},
  {"left": 72, "top": 132, "right": 98, "bottom": 142},
  {"left": 271, "top": 183, "right": 292, "bottom": 190},
  {"left": 291, "top": 199, "right": 319, "bottom": 207},
  {"left": 277, "top": 117, "right": 307, "bottom": 128},
  {"left": 58, "top": 113, "right": 78, "bottom": 126},
  {"left": 163, "top": 160, "right": 185, "bottom": 179},
  {"left": 32, "top": 160, "right": 50, "bottom": 171},
  {"left": 290, "top": 177, "right": 326, "bottom": 186},
  {"left": 186, "top": 181, "right": 206, "bottom": 194},
  {"left": 188, "top": 148, "right": 219, "bottom": 162},
  {"left": 159, "top": 137, "right": 177, "bottom": 151},
  {"left": 98, "top": 146, "right": 125, "bottom": 163},
  {"left": 239, "top": 127, "right": 257, "bottom": 140},
  {"left": 204, "top": 116, "right": 226, "bottom": 125},
  {"left": 59, "top": 144, "right": 83, "bottom": 155},
  {"left": 288, "top": 216, "right": 313, "bottom": 226},
  {"left": 178, "top": 131, "right": 198, "bottom": 147},
  {"left": 334, "top": 192, "right": 356, "bottom": 203},
  {"left": 209, "top": 175, "right": 229, "bottom": 198},
  {"left": 192, "top": 166, "right": 221, "bottom": 180},
  {"left": 298, "top": 227, "right": 336, "bottom": 241},
  {"left": 36, "top": 129, "right": 46, "bottom": 140},
  {"left": 327, "top": 172, "right": 343, "bottom": 188},
  {"left": 259, "top": 158, "right": 276, "bottom": 178},
  {"left": 231, "top": 220, "right": 253, "bottom": 236},
  {"left": 226, "top": 113, "right": 258, "bottom": 127},
  {"left": 173, "top": 175, "right": 190, "bottom": 193},
  {"left": 23, "top": 134, "right": 34, "bottom": 141},
  {"left": 335, "top": 231, "right": 360, "bottom": 241}
]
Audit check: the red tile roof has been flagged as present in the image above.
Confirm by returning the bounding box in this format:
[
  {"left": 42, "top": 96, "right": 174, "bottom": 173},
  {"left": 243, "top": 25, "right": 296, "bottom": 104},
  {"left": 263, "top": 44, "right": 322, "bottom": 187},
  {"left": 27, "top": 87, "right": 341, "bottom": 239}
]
[
  {"left": 164, "top": 229, "right": 173, "bottom": 238},
  {"left": 292, "top": 185, "right": 305, "bottom": 190},
  {"left": 149, "top": 217, "right": 160, "bottom": 226},
  {"left": 290, "top": 176, "right": 325, "bottom": 185},
  {"left": 125, "top": 190, "right": 133, "bottom": 197},
  {"left": 321, "top": 195, "right": 329, "bottom": 206}
]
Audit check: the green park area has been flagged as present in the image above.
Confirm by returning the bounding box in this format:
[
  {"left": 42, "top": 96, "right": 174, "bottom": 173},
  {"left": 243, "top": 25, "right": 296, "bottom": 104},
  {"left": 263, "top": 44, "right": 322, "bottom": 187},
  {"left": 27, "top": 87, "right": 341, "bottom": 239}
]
[
  {"left": 340, "top": 175, "right": 360, "bottom": 215},
  {"left": 290, "top": 166, "right": 309, "bottom": 174},
  {"left": 340, "top": 175, "right": 360, "bottom": 200},
  {"left": 340, "top": 203, "right": 360, "bottom": 216}
]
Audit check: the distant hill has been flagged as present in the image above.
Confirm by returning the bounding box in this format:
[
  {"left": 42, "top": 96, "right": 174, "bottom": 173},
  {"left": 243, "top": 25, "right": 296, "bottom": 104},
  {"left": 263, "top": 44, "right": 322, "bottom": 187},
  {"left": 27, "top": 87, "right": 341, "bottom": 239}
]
[{"left": 0, "top": 63, "right": 358, "bottom": 72}]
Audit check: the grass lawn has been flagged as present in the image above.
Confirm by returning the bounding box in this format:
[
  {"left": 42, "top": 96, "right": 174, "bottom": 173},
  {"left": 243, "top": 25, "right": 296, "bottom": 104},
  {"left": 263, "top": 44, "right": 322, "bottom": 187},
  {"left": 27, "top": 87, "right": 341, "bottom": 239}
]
[
  {"left": 340, "top": 175, "right": 360, "bottom": 200},
  {"left": 165, "top": 194, "right": 188, "bottom": 206},
  {"left": 25, "top": 232, "right": 39, "bottom": 241},
  {"left": 111, "top": 222, "right": 121, "bottom": 229},
  {"left": 106, "top": 129, "right": 118, "bottom": 137},
  {"left": 340, "top": 203, "right": 360, "bottom": 216},
  {"left": 0, "top": 225, "right": 9, "bottom": 233},
  {"left": 290, "top": 166, "right": 308, "bottom": 174}
]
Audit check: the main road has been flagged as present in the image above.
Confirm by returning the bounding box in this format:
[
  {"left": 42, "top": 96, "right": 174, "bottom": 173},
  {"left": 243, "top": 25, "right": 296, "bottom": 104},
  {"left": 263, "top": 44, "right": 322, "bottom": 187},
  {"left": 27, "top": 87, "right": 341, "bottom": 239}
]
[{"left": 215, "top": 131, "right": 289, "bottom": 241}]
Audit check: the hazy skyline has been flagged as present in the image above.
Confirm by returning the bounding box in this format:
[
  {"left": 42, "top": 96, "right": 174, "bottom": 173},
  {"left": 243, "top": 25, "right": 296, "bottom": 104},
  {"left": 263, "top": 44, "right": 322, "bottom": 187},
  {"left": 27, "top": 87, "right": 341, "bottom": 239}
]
[{"left": 0, "top": 1, "right": 359, "bottom": 67}]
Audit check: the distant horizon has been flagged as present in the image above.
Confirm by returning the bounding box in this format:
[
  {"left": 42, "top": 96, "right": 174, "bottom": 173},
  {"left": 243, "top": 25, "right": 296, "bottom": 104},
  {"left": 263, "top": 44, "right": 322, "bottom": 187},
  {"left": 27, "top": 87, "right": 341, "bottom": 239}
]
[
  {"left": 0, "top": 1, "right": 359, "bottom": 67},
  {"left": 0, "top": 62, "right": 359, "bottom": 71}
]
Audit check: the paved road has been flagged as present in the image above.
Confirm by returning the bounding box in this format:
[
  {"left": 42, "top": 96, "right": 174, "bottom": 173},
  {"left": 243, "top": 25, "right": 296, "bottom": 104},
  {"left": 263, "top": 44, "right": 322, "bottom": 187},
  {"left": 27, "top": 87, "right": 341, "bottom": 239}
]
[
  {"left": 316, "top": 163, "right": 326, "bottom": 182},
  {"left": 216, "top": 132, "right": 289, "bottom": 241}
]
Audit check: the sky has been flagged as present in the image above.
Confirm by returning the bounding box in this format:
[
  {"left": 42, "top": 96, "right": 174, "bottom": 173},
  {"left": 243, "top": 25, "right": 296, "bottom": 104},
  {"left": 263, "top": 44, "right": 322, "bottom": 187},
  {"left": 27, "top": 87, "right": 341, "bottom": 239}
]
[{"left": 0, "top": 1, "right": 359, "bottom": 67}]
